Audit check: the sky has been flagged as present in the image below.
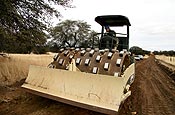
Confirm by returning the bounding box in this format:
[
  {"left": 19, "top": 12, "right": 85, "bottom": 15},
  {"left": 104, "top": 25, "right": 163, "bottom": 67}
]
[{"left": 52, "top": 0, "right": 175, "bottom": 51}]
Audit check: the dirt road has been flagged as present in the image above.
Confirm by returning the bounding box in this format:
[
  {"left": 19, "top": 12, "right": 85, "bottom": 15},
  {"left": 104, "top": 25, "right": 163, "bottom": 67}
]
[
  {"left": 124, "top": 55, "right": 175, "bottom": 115},
  {"left": 0, "top": 55, "right": 175, "bottom": 115}
]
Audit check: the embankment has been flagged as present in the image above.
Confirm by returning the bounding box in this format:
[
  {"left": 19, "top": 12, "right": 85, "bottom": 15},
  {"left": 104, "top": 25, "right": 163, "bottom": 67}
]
[
  {"left": 0, "top": 54, "right": 53, "bottom": 85},
  {"left": 155, "top": 55, "right": 175, "bottom": 81},
  {"left": 156, "top": 55, "right": 175, "bottom": 66}
]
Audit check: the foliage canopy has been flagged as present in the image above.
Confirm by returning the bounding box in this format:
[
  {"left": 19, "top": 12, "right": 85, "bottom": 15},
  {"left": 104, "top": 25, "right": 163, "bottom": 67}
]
[
  {"left": 129, "top": 46, "right": 150, "bottom": 55},
  {"left": 49, "top": 19, "right": 98, "bottom": 51},
  {"left": 0, "top": 0, "right": 73, "bottom": 53}
]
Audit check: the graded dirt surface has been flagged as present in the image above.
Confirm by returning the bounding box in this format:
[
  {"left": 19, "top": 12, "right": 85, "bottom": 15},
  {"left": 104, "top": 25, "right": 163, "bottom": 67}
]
[
  {"left": 123, "top": 55, "right": 175, "bottom": 115},
  {"left": 0, "top": 55, "right": 175, "bottom": 115}
]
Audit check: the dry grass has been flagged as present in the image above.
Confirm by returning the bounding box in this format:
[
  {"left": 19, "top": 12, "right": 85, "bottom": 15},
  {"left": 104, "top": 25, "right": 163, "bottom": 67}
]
[
  {"left": 156, "top": 55, "right": 175, "bottom": 65},
  {"left": 0, "top": 53, "right": 55, "bottom": 85}
]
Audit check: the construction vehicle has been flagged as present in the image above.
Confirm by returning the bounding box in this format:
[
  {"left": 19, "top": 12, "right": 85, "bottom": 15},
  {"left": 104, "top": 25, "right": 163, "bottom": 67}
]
[{"left": 22, "top": 15, "right": 135, "bottom": 115}]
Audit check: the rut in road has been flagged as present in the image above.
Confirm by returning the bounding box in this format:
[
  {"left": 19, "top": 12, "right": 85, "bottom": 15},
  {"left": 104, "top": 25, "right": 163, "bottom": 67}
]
[{"left": 131, "top": 56, "right": 175, "bottom": 115}]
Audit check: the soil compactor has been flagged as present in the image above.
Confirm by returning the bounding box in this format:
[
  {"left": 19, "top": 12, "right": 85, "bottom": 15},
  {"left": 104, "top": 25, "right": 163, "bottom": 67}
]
[{"left": 22, "top": 15, "right": 135, "bottom": 115}]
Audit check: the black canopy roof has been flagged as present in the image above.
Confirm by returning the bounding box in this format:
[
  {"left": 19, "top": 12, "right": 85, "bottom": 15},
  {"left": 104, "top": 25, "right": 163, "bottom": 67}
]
[{"left": 95, "top": 15, "right": 131, "bottom": 26}]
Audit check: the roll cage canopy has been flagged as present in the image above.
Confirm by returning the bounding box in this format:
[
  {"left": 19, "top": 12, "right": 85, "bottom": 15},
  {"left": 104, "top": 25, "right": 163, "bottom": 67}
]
[
  {"left": 95, "top": 15, "right": 131, "bottom": 27},
  {"left": 94, "top": 15, "right": 131, "bottom": 51}
]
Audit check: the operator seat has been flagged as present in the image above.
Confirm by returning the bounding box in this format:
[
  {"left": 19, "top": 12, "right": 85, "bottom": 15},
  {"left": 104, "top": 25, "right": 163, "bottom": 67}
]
[{"left": 100, "top": 35, "right": 119, "bottom": 50}]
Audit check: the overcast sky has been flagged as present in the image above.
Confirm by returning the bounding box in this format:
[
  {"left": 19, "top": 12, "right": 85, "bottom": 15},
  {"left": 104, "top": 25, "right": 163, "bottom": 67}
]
[{"left": 53, "top": 0, "right": 175, "bottom": 51}]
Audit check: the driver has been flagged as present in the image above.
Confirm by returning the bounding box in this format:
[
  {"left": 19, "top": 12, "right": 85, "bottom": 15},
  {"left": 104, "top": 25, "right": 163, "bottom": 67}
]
[
  {"left": 104, "top": 25, "right": 119, "bottom": 49},
  {"left": 104, "top": 25, "right": 116, "bottom": 37}
]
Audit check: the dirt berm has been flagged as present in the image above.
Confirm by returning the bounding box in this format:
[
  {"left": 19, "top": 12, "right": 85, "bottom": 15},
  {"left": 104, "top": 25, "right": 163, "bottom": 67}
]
[{"left": 0, "top": 54, "right": 175, "bottom": 115}]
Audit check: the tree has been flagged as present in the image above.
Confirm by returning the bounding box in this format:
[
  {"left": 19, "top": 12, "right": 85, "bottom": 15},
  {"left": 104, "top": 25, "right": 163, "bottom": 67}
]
[
  {"left": 129, "top": 46, "right": 151, "bottom": 55},
  {"left": 0, "top": 0, "right": 73, "bottom": 53},
  {"left": 143, "top": 49, "right": 151, "bottom": 55},
  {"left": 153, "top": 50, "right": 175, "bottom": 56},
  {"left": 129, "top": 46, "right": 143, "bottom": 55},
  {"left": 50, "top": 20, "right": 97, "bottom": 48}
]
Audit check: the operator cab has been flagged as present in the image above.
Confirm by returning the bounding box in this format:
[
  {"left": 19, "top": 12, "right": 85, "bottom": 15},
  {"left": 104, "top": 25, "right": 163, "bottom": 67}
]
[{"left": 95, "top": 15, "right": 131, "bottom": 51}]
